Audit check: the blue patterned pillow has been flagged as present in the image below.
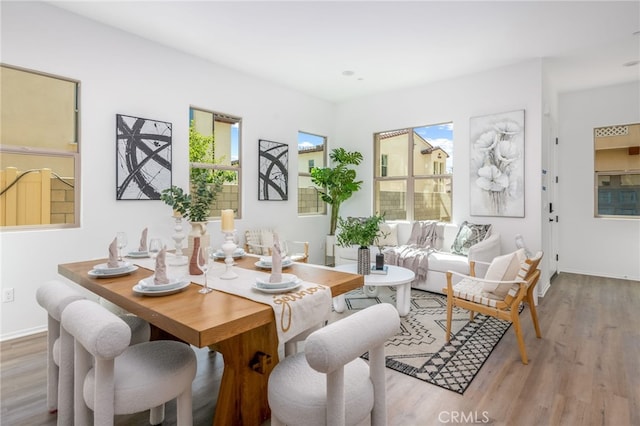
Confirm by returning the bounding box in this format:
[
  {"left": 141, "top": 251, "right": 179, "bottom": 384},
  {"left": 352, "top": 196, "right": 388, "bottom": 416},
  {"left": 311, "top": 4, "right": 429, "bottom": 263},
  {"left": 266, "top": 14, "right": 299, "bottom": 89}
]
[{"left": 450, "top": 221, "right": 492, "bottom": 256}]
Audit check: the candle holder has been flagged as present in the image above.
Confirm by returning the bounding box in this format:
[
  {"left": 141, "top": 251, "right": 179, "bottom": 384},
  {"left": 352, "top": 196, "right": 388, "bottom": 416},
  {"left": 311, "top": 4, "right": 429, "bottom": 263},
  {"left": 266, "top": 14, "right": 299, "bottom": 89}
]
[
  {"left": 168, "top": 214, "right": 188, "bottom": 266},
  {"left": 219, "top": 230, "right": 238, "bottom": 280}
]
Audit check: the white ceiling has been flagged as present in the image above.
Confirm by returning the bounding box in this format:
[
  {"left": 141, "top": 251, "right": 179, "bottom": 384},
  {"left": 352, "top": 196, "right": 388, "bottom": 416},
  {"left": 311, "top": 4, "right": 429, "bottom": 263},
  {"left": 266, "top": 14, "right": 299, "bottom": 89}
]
[{"left": 49, "top": 1, "right": 640, "bottom": 103}]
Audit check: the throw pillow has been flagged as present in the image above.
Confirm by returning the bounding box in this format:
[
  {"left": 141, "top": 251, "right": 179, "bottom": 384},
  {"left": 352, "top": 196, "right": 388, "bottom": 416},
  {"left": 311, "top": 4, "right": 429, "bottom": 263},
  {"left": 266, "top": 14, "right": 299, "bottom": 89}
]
[
  {"left": 433, "top": 222, "right": 446, "bottom": 250},
  {"left": 450, "top": 221, "right": 492, "bottom": 256},
  {"left": 483, "top": 248, "right": 526, "bottom": 300},
  {"left": 377, "top": 223, "right": 398, "bottom": 247}
]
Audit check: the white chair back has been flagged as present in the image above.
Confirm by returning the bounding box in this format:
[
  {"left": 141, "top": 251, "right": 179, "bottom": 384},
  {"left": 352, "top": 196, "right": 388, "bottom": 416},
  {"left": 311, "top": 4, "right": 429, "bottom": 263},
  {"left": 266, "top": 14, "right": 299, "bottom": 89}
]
[
  {"left": 61, "top": 299, "right": 197, "bottom": 426},
  {"left": 269, "top": 303, "right": 400, "bottom": 426}
]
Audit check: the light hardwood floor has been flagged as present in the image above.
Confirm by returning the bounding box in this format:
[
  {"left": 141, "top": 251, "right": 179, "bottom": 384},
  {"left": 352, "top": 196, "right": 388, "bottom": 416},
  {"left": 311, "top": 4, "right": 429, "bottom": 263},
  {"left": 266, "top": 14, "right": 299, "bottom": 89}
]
[{"left": 1, "top": 272, "right": 638, "bottom": 425}]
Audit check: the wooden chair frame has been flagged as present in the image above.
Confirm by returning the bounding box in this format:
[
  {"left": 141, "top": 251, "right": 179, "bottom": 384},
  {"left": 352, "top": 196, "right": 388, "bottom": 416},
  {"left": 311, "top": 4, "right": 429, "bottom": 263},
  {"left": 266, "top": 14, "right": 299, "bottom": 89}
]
[
  {"left": 244, "top": 229, "right": 309, "bottom": 263},
  {"left": 444, "top": 253, "right": 543, "bottom": 364}
]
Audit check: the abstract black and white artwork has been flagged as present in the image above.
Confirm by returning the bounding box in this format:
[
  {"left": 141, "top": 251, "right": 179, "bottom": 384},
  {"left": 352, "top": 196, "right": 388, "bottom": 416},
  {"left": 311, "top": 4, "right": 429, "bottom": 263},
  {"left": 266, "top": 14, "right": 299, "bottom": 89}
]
[
  {"left": 258, "top": 139, "right": 288, "bottom": 201},
  {"left": 116, "top": 114, "right": 172, "bottom": 200},
  {"left": 469, "top": 109, "right": 525, "bottom": 217}
]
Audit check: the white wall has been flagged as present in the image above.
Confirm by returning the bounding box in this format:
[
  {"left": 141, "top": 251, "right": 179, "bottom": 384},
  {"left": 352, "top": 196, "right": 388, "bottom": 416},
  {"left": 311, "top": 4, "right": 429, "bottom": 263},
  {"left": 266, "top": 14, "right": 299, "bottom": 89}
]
[
  {"left": 4, "top": 2, "right": 636, "bottom": 341},
  {"left": 558, "top": 82, "right": 640, "bottom": 280},
  {"left": 334, "top": 60, "right": 544, "bottom": 276},
  {"left": 0, "top": 2, "right": 334, "bottom": 339}
]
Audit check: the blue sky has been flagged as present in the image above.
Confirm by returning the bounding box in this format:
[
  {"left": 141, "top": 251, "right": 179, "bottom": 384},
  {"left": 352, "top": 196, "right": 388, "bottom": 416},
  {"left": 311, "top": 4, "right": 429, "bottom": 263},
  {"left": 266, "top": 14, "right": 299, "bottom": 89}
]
[
  {"left": 297, "top": 131, "right": 325, "bottom": 149},
  {"left": 415, "top": 122, "right": 454, "bottom": 172}
]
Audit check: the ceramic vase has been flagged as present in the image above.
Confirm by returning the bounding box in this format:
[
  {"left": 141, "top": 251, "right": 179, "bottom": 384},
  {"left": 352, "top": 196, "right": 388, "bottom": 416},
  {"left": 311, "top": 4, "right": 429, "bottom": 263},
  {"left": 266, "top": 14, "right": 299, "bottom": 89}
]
[
  {"left": 189, "top": 237, "right": 203, "bottom": 275},
  {"left": 187, "top": 221, "right": 209, "bottom": 260},
  {"left": 357, "top": 246, "right": 370, "bottom": 275}
]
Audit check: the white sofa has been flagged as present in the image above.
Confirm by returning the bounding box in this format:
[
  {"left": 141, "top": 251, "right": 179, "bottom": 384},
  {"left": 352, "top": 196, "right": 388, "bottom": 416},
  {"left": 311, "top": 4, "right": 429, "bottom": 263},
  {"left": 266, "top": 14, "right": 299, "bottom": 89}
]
[{"left": 334, "top": 221, "right": 501, "bottom": 294}]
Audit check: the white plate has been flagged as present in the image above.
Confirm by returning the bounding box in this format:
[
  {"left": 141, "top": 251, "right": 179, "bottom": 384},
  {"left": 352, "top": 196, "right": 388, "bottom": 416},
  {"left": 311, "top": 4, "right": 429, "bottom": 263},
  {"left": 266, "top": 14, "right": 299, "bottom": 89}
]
[
  {"left": 252, "top": 281, "right": 302, "bottom": 294},
  {"left": 127, "top": 251, "right": 149, "bottom": 258},
  {"left": 137, "top": 276, "right": 188, "bottom": 291},
  {"left": 258, "top": 256, "right": 291, "bottom": 266},
  {"left": 88, "top": 265, "right": 138, "bottom": 278},
  {"left": 254, "top": 260, "right": 293, "bottom": 270},
  {"left": 255, "top": 273, "right": 299, "bottom": 289},
  {"left": 213, "top": 249, "right": 245, "bottom": 259},
  {"left": 93, "top": 261, "right": 132, "bottom": 273},
  {"left": 132, "top": 281, "right": 190, "bottom": 296}
]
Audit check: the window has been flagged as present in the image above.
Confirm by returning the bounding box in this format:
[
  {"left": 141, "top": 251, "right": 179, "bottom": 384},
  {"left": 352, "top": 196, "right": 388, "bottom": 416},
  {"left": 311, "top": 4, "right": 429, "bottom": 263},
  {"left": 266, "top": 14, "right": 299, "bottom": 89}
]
[
  {"left": 1, "top": 65, "right": 80, "bottom": 228},
  {"left": 189, "top": 107, "right": 241, "bottom": 219},
  {"left": 374, "top": 123, "right": 453, "bottom": 221},
  {"left": 298, "top": 131, "right": 326, "bottom": 215},
  {"left": 594, "top": 123, "right": 640, "bottom": 218}
]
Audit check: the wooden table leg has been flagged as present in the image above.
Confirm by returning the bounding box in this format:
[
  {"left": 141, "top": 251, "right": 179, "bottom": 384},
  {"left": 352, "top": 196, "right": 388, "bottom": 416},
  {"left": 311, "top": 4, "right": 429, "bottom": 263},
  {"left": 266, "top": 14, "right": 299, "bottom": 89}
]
[{"left": 209, "top": 321, "right": 279, "bottom": 426}]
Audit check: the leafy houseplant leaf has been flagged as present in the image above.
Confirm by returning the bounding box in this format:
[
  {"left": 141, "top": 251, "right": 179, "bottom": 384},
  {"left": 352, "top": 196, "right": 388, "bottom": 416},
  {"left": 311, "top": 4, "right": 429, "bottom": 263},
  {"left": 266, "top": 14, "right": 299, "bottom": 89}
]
[{"left": 310, "top": 148, "right": 363, "bottom": 235}]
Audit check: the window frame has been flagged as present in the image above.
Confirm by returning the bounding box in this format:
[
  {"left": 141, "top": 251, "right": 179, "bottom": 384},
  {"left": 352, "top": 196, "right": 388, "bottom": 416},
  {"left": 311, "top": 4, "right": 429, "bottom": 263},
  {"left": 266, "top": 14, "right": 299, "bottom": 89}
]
[
  {"left": 188, "top": 106, "right": 242, "bottom": 220},
  {"left": 374, "top": 122, "right": 453, "bottom": 222},
  {"left": 1, "top": 64, "right": 81, "bottom": 230},
  {"left": 298, "top": 131, "right": 327, "bottom": 216},
  {"left": 593, "top": 123, "right": 640, "bottom": 219}
]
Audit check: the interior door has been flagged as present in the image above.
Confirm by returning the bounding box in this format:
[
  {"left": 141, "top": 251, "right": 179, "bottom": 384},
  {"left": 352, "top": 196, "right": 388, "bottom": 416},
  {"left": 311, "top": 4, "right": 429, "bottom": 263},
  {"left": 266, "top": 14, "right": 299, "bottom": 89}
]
[{"left": 542, "top": 116, "right": 559, "bottom": 285}]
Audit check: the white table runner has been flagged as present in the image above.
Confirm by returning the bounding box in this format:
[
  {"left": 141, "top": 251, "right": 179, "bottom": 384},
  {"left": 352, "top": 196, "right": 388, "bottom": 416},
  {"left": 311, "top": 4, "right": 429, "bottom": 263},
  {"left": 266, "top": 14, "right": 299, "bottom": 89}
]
[{"left": 132, "top": 257, "right": 332, "bottom": 344}]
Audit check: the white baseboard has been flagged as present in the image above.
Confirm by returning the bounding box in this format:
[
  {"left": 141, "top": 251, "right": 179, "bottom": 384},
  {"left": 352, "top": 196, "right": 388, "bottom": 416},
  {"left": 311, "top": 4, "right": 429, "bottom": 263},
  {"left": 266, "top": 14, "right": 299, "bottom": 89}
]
[
  {"left": 559, "top": 268, "right": 640, "bottom": 282},
  {"left": 0, "top": 325, "right": 47, "bottom": 343},
  {"left": 538, "top": 280, "right": 551, "bottom": 298}
]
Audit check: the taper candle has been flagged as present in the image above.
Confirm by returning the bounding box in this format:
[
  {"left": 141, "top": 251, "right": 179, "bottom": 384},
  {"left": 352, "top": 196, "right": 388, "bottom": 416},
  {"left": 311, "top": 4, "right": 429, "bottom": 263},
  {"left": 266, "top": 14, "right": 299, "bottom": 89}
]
[{"left": 221, "top": 209, "right": 234, "bottom": 232}]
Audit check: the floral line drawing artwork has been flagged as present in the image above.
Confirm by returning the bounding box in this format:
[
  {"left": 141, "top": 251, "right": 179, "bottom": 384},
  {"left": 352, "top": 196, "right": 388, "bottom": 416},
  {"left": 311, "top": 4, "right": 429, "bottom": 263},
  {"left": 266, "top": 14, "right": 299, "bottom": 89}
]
[{"left": 469, "top": 110, "right": 525, "bottom": 217}]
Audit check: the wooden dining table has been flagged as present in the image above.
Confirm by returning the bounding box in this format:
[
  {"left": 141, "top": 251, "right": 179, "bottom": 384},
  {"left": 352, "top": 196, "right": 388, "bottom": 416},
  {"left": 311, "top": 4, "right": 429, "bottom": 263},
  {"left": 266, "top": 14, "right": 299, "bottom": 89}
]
[{"left": 57, "top": 256, "right": 362, "bottom": 426}]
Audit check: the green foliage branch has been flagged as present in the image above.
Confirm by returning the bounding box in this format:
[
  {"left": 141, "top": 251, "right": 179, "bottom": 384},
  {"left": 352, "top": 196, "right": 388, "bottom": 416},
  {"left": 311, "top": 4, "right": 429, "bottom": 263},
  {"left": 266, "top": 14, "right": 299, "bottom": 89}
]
[
  {"left": 310, "top": 148, "right": 363, "bottom": 235},
  {"left": 336, "top": 214, "right": 386, "bottom": 248}
]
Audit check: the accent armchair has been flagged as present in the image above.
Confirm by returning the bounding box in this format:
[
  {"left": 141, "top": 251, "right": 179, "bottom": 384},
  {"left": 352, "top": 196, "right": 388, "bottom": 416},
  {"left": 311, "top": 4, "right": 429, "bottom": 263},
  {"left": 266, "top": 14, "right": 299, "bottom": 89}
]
[{"left": 444, "top": 250, "right": 543, "bottom": 364}]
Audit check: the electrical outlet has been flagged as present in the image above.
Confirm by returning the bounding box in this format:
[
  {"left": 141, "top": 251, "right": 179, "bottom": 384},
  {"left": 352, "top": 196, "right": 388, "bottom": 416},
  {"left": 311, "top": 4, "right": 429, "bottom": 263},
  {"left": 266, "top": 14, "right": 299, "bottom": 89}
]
[{"left": 2, "top": 288, "right": 14, "bottom": 303}]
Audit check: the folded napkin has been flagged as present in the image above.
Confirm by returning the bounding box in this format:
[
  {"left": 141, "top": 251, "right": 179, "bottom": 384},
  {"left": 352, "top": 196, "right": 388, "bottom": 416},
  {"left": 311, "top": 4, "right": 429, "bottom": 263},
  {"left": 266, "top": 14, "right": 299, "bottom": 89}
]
[
  {"left": 154, "top": 247, "right": 170, "bottom": 285},
  {"left": 107, "top": 237, "right": 119, "bottom": 268},
  {"left": 138, "top": 227, "right": 148, "bottom": 252},
  {"left": 269, "top": 232, "right": 283, "bottom": 283}
]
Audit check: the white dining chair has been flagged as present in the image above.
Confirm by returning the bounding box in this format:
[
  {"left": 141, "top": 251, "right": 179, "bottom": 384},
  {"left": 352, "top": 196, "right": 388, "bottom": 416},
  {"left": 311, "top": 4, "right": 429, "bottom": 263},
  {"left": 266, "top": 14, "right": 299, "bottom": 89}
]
[
  {"left": 61, "top": 299, "right": 197, "bottom": 426},
  {"left": 36, "top": 280, "right": 151, "bottom": 423},
  {"left": 268, "top": 303, "right": 400, "bottom": 426}
]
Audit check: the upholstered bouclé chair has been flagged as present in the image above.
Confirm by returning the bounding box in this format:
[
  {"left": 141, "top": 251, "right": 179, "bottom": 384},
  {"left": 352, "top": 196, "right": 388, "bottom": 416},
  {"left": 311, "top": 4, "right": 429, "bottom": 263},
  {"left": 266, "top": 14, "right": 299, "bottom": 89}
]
[
  {"left": 36, "top": 281, "right": 151, "bottom": 422},
  {"left": 268, "top": 303, "right": 400, "bottom": 426},
  {"left": 61, "top": 299, "right": 196, "bottom": 426}
]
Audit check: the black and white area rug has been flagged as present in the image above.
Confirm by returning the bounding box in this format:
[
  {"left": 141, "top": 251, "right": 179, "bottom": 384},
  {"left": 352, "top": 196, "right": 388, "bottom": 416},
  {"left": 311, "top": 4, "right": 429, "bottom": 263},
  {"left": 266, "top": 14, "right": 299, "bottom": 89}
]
[{"left": 328, "top": 286, "right": 519, "bottom": 394}]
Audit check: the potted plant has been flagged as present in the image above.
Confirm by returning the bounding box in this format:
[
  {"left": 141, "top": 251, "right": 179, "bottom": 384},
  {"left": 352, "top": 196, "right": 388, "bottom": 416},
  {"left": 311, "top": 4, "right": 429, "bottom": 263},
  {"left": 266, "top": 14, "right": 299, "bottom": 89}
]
[
  {"left": 160, "top": 172, "right": 224, "bottom": 258},
  {"left": 160, "top": 172, "right": 223, "bottom": 222},
  {"left": 310, "top": 148, "right": 363, "bottom": 265},
  {"left": 310, "top": 148, "right": 363, "bottom": 236},
  {"left": 336, "top": 214, "right": 385, "bottom": 274}
]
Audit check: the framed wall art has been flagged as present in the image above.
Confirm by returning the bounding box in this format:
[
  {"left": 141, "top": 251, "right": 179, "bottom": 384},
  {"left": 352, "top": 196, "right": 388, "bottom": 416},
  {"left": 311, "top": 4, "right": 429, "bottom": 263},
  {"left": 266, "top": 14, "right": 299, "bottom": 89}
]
[
  {"left": 469, "top": 109, "right": 525, "bottom": 217},
  {"left": 116, "top": 114, "right": 172, "bottom": 200},
  {"left": 258, "top": 139, "right": 288, "bottom": 201}
]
